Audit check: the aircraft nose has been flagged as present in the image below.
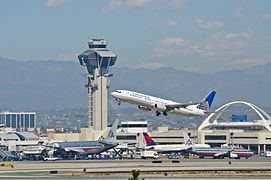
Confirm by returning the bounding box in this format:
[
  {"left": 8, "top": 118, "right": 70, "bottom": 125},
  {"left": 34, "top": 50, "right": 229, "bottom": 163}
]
[{"left": 111, "top": 92, "right": 117, "bottom": 98}]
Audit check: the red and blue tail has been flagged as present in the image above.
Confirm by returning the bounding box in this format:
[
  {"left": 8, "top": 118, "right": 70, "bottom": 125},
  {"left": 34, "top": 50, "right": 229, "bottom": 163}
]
[
  {"left": 183, "top": 132, "right": 193, "bottom": 145},
  {"left": 143, "top": 132, "right": 157, "bottom": 146}
]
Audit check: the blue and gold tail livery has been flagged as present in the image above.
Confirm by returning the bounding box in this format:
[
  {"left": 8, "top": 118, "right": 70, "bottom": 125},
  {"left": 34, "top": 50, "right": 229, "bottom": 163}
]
[
  {"left": 143, "top": 132, "right": 157, "bottom": 146},
  {"left": 197, "top": 91, "right": 216, "bottom": 111},
  {"left": 205, "top": 91, "right": 216, "bottom": 109}
]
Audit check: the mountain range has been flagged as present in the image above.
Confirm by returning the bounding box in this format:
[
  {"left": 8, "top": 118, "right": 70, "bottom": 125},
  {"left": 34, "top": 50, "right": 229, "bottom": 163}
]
[{"left": 0, "top": 57, "right": 271, "bottom": 111}]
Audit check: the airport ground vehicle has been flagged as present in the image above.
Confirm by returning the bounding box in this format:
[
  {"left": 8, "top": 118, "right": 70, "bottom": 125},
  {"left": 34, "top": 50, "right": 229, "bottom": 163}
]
[
  {"left": 136, "top": 151, "right": 159, "bottom": 159},
  {"left": 43, "top": 156, "right": 59, "bottom": 161},
  {"left": 264, "top": 151, "right": 271, "bottom": 157}
]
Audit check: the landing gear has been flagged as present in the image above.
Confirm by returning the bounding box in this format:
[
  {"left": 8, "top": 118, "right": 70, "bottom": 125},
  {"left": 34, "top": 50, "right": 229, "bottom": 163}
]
[
  {"left": 156, "top": 111, "right": 161, "bottom": 116},
  {"left": 116, "top": 99, "right": 121, "bottom": 105},
  {"left": 163, "top": 111, "right": 168, "bottom": 116}
]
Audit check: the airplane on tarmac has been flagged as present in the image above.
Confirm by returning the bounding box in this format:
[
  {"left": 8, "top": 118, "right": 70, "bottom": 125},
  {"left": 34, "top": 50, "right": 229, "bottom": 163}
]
[
  {"left": 183, "top": 133, "right": 254, "bottom": 159},
  {"left": 111, "top": 90, "right": 216, "bottom": 117},
  {"left": 191, "top": 146, "right": 254, "bottom": 159},
  {"left": 143, "top": 132, "right": 189, "bottom": 153},
  {"left": 51, "top": 120, "right": 119, "bottom": 155}
]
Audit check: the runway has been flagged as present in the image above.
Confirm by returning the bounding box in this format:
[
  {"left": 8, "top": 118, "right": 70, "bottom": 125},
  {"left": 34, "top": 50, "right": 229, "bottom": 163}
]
[{"left": 1, "top": 157, "right": 271, "bottom": 179}]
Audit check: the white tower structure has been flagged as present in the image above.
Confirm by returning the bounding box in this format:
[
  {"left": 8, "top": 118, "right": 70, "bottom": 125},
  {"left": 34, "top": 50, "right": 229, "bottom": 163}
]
[
  {"left": 198, "top": 101, "right": 271, "bottom": 132},
  {"left": 78, "top": 39, "right": 117, "bottom": 131}
]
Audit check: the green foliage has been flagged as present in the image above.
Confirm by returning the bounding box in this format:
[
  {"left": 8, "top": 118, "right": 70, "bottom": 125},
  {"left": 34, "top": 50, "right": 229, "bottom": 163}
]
[{"left": 128, "top": 169, "right": 140, "bottom": 180}]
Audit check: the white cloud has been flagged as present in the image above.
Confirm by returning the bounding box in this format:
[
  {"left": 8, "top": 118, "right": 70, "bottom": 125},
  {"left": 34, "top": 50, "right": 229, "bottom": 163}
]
[
  {"left": 210, "top": 30, "right": 254, "bottom": 52},
  {"left": 102, "top": 0, "right": 152, "bottom": 13},
  {"left": 152, "top": 46, "right": 201, "bottom": 57},
  {"left": 200, "top": 52, "right": 215, "bottom": 57},
  {"left": 136, "top": 62, "right": 166, "bottom": 69},
  {"left": 101, "top": 0, "right": 122, "bottom": 13},
  {"left": 168, "top": 20, "right": 178, "bottom": 26},
  {"left": 56, "top": 53, "right": 76, "bottom": 61},
  {"left": 45, "top": 0, "right": 72, "bottom": 7},
  {"left": 168, "top": 0, "right": 188, "bottom": 9},
  {"left": 126, "top": 0, "right": 151, "bottom": 8},
  {"left": 224, "top": 29, "right": 254, "bottom": 40},
  {"left": 102, "top": 0, "right": 188, "bottom": 13},
  {"left": 261, "top": 13, "right": 271, "bottom": 20},
  {"left": 232, "top": 58, "right": 265, "bottom": 67},
  {"left": 152, "top": 38, "right": 212, "bottom": 57},
  {"left": 152, "top": 29, "right": 255, "bottom": 59},
  {"left": 146, "top": 19, "right": 178, "bottom": 28},
  {"left": 202, "top": 30, "right": 255, "bottom": 58},
  {"left": 156, "top": 36, "right": 186, "bottom": 46},
  {"left": 196, "top": 19, "right": 223, "bottom": 29}
]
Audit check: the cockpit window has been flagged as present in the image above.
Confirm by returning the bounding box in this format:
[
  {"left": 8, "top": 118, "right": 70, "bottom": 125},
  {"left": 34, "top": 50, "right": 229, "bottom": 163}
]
[{"left": 116, "top": 90, "right": 121, "bottom": 93}]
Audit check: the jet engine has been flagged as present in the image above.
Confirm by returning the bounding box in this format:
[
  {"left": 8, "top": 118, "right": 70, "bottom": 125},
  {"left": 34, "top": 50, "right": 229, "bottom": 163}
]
[
  {"left": 153, "top": 103, "right": 167, "bottom": 111},
  {"left": 137, "top": 106, "right": 151, "bottom": 112}
]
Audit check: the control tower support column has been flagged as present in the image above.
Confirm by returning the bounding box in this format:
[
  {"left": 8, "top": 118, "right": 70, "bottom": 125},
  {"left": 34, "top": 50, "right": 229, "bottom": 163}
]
[{"left": 78, "top": 38, "right": 117, "bottom": 131}]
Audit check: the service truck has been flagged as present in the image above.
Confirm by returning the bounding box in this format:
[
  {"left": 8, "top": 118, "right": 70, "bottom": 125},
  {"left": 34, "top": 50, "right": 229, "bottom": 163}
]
[{"left": 136, "top": 151, "right": 159, "bottom": 159}]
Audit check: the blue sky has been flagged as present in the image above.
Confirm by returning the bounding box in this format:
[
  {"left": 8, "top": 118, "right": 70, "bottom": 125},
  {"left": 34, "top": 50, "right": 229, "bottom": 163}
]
[{"left": 0, "top": 0, "right": 271, "bottom": 73}]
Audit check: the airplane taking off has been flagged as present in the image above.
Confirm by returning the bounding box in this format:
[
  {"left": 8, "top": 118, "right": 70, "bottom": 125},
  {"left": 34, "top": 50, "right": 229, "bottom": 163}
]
[
  {"left": 111, "top": 90, "right": 216, "bottom": 117},
  {"left": 52, "top": 120, "right": 119, "bottom": 155}
]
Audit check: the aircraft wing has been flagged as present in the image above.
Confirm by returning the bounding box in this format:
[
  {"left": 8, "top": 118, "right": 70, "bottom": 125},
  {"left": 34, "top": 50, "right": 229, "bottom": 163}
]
[
  {"left": 204, "top": 111, "right": 216, "bottom": 115},
  {"left": 65, "top": 148, "right": 85, "bottom": 154},
  {"left": 214, "top": 151, "right": 231, "bottom": 158},
  {"left": 165, "top": 101, "right": 206, "bottom": 111}
]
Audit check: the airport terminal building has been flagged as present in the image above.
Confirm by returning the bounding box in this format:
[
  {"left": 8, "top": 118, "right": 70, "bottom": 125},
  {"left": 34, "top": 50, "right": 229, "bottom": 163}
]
[
  {"left": 115, "top": 101, "right": 271, "bottom": 154},
  {"left": 0, "top": 112, "right": 36, "bottom": 131},
  {"left": 45, "top": 101, "right": 271, "bottom": 155}
]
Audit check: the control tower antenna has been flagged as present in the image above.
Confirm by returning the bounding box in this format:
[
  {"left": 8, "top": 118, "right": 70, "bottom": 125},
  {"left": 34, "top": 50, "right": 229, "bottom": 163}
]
[{"left": 78, "top": 38, "right": 117, "bottom": 131}]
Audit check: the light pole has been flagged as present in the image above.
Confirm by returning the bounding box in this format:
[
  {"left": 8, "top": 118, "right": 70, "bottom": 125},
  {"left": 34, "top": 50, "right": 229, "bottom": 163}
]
[
  {"left": 65, "top": 119, "right": 67, "bottom": 142},
  {"left": 77, "top": 119, "right": 81, "bottom": 133}
]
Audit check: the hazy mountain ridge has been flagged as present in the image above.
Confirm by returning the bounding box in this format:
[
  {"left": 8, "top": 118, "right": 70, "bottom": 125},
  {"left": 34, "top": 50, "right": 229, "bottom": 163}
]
[{"left": 0, "top": 57, "right": 270, "bottom": 110}]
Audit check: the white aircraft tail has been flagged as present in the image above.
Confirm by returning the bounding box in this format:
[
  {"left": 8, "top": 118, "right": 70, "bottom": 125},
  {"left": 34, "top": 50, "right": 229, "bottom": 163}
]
[
  {"left": 183, "top": 132, "right": 193, "bottom": 145},
  {"left": 96, "top": 119, "right": 119, "bottom": 142}
]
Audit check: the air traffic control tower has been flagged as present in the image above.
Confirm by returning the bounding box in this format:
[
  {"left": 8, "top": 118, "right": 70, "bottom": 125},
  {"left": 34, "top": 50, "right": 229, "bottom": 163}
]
[{"left": 78, "top": 39, "right": 117, "bottom": 131}]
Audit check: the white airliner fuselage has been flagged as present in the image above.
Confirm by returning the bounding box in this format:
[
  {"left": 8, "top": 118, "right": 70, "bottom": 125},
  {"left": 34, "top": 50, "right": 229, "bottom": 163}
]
[
  {"left": 111, "top": 90, "right": 216, "bottom": 117},
  {"left": 147, "top": 144, "right": 188, "bottom": 153}
]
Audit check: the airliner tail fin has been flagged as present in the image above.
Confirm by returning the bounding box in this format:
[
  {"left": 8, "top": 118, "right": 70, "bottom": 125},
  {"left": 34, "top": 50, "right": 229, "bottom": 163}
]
[
  {"left": 183, "top": 132, "right": 193, "bottom": 145},
  {"left": 197, "top": 91, "right": 216, "bottom": 111},
  {"left": 143, "top": 132, "right": 157, "bottom": 146},
  {"left": 96, "top": 119, "right": 119, "bottom": 142}
]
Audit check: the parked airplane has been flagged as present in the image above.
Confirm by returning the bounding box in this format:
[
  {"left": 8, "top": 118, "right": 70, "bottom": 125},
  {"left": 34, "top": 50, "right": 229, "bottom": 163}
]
[
  {"left": 230, "top": 148, "right": 255, "bottom": 159},
  {"left": 190, "top": 146, "right": 254, "bottom": 159},
  {"left": 183, "top": 132, "right": 254, "bottom": 159},
  {"left": 143, "top": 132, "right": 189, "bottom": 153},
  {"left": 111, "top": 90, "right": 216, "bottom": 117},
  {"left": 183, "top": 132, "right": 210, "bottom": 148},
  {"left": 52, "top": 120, "right": 119, "bottom": 155}
]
